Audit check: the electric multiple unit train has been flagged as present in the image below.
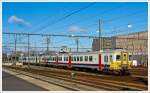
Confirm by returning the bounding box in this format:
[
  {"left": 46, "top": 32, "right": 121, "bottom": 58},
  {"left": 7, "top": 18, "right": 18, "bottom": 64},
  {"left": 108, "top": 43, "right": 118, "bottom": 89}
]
[{"left": 19, "top": 49, "right": 132, "bottom": 75}]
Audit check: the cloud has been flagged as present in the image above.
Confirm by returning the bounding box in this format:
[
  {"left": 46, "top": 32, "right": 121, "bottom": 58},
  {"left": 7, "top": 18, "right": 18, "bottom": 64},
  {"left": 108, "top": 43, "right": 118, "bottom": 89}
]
[
  {"left": 68, "top": 26, "right": 85, "bottom": 32},
  {"left": 127, "top": 24, "right": 132, "bottom": 28},
  {"left": 8, "top": 16, "right": 31, "bottom": 27}
]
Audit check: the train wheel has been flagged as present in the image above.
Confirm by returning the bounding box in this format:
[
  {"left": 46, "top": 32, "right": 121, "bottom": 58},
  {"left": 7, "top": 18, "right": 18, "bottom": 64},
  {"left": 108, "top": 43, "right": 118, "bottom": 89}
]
[
  {"left": 119, "top": 71, "right": 123, "bottom": 76},
  {"left": 125, "top": 70, "right": 131, "bottom": 76}
]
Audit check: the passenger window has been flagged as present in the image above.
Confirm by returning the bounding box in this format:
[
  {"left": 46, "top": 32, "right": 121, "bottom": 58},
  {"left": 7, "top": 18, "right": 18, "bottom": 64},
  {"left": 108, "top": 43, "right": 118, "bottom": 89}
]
[
  {"left": 77, "top": 56, "right": 80, "bottom": 61},
  {"left": 71, "top": 57, "right": 73, "bottom": 61},
  {"left": 85, "top": 56, "right": 88, "bottom": 61},
  {"left": 64, "top": 57, "right": 66, "bottom": 61},
  {"left": 123, "top": 54, "right": 127, "bottom": 61},
  {"left": 80, "top": 56, "right": 83, "bottom": 61},
  {"left": 104, "top": 56, "right": 108, "bottom": 62},
  {"left": 89, "top": 56, "right": 93, "bottom": 61},
  {"left": 48, "top": 57, "right": 50, "bottom": 60},
  {"left": 74, "top": 57, "right": 76, "bottom": 61},
  {"left": 129, "top": 55, "right": 132, "bottom": 61},
  {"left": 59, "top": 57, "right": 62, "bottom": 61},
  {"left": 116, "top": 55, "right": 121, "bottom": 61},
  {"left": 66, "top": 57, "right": 68, "bottom": 61},
  {"left": 110, "top": 55, "right": 112, "bottom": 62}
]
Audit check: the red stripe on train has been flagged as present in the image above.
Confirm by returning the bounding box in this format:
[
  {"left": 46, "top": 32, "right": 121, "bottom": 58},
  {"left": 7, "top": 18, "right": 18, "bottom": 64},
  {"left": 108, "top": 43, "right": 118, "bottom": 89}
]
[
  {"left": 56, "top": 56, "right": 58, "bottom": 64},
  {"left": 99, "top": 54, "right": 102, "bottom": 70},
  {"left": 68, "top": 56, "right": 71, "bottom": 68}
]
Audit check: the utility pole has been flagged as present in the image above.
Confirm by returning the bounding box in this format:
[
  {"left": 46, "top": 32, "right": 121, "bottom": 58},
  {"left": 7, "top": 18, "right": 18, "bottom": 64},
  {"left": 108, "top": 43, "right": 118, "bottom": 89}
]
[
  {"left": 99, "top": 19, "right": 102, "bottom": 51},
  {"left": 46, "top": 36, "right": 50, "bottom": 55},
  {"left": 14, "top": 34, "right": 17, "bottom": 64},
  {"left": 76, "top": 38, "right": 79, "bottom": 52},
  {"left": 27, "top": 33, "right": 30, "bottom": 69}
]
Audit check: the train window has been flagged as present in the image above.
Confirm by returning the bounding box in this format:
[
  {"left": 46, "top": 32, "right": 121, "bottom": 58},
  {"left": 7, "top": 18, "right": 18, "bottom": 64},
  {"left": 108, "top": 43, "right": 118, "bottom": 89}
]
[
  {"left": 77, "top": 56, "right": 80, "bottom": 61},
  {"left": 129, "top": 55, "right": 132, "bottom": 61},
  {"left": 55, "top": 57, "right": 57, "bottom": 61},
  {"left": 64, "top": 57, "right": 66, "bottom": 61},
  {"left": 59, "top": 57, "right": 62, "bottom": 61},
  {"left": 85, "top": 56, "right": 88, "bottom": 61},
  {"left": 110, "top": 55, "right": 112, "bottom": 62},
  {"left": 66, "top": 57, "right": 68, "bottom": 61},
  {"left": 60, "top": 57, "right": 62, "bottom": 61},
  {"left": 123, "top": 54, "right": 127, "bottom": 61},
  {"left": 71, "top": 57, "right": 73, "bottom": 61},
  {"left": 89, "top": 56, "right": 93, "bottom": 61},
  {"left": 49, "top": 57, "right": 52, "bottom": 61},
  {"left": 74, "top": 57, "right": 76, "bottom": 61},
  {"left": 116, "top": 55, "right": 121, "bottom": 61},
  {"left": 80, "top": 56, "right": 83, "bottom": 61},
  {"left": 104, "top": 56, "right": 108, "bottom": 62},
  {"left": 23, "top": 58, "right": 26, "bottom": 60}
]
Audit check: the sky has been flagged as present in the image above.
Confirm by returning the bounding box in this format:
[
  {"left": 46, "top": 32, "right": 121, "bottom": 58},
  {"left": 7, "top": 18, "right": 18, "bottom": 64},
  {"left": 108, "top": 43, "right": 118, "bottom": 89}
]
[{"left": 2, "top": 2, "right": 148, "bottom": 52}]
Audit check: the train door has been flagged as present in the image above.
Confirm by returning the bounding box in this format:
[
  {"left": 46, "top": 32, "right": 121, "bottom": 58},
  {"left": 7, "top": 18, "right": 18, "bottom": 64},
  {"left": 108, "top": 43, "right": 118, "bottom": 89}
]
[
  {"left": 121, "top": 52, "right": 129, "bottom": 67},
  {"left": 68, "top": 55, "right": 71, "bottom": 68}
]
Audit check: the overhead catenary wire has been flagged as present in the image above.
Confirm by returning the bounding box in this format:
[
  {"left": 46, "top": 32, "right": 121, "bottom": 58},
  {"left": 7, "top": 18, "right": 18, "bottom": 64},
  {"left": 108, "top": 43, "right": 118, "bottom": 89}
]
[
  {"left": 16, "top": 3, "right": 95, "bottom": 43},
  {"left": 32, "top": 3, "right": 96, "bottom": 34},
  {"left": 47, "top": 4, "right": 126, "bottom": 32},
  {"left": 83, "top": 9, "right": 147, "bottom": 29},
  {"left": 31, "top": 6, "right": 74, "bottom": 32}
]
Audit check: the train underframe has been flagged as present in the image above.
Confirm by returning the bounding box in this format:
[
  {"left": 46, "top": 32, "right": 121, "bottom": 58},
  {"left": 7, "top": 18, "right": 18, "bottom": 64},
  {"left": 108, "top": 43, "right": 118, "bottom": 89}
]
[{"left": 23, "top": 62, "right": 131, "bottom": 76}]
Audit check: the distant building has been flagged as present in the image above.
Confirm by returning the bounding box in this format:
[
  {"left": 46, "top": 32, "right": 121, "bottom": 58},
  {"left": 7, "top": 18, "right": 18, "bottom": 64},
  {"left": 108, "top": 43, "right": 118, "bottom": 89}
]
[
  {"left": 92, "top": 37, "right": 116, "bottom": 51},
  {"left": 92, "top": 31, "right": 148, "bottom": 66}
]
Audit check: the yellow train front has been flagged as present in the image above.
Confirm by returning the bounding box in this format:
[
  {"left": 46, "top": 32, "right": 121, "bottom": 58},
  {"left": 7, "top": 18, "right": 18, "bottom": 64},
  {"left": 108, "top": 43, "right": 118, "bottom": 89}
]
[{"left": 101, "top": 49, "right": 132, "bottom": 75}]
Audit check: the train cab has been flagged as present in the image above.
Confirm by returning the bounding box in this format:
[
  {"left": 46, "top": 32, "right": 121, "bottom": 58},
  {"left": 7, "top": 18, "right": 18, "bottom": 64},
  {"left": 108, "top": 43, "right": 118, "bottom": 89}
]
[{"left": 106, "top": 50, "right": 132, "bottom": 74}]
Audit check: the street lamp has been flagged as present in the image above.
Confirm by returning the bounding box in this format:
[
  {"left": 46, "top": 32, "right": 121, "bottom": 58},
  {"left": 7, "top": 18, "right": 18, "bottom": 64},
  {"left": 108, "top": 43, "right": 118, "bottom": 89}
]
[
  {"left": 71, "top": 35, "right": 75, "bottom": 37},
  {"left": 127, "top": 24, "right": 134, "bottom": 64},
  {"left": 96, "top": 30, "right": 99, "bottom": 33}
]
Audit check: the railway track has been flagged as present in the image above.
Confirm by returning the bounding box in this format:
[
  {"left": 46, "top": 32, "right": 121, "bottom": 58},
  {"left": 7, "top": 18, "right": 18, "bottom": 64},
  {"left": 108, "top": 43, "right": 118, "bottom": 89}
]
[
  {"left": 3, "top": 66, "right": 148, "bottom": 91},
  {"left": 21, "top": 65, "right": 148, "bottom": 85}
]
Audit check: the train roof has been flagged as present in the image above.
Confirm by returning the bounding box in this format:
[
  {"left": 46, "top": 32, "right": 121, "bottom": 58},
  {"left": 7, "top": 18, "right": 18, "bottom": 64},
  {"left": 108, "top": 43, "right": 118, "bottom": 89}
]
[
  {"left": 57, "top": 49, "right": 128, "bottom": 55},
  {"left": 21, "top": 49, "right": 128, "bottom": 57}
]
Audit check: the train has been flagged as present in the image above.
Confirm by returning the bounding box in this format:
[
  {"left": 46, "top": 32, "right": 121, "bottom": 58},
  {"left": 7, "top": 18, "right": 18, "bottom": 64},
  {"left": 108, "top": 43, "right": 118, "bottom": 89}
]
[{"left": 19, "top": 49, "right": 133, "bottom": 75}]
